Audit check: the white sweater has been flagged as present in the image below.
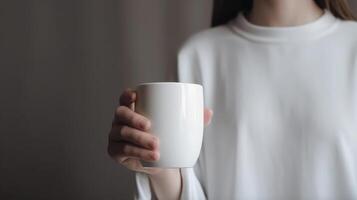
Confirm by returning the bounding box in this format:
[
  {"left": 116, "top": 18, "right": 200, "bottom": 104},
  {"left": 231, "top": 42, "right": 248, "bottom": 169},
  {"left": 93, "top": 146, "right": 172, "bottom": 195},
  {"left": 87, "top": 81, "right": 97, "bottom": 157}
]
[{"left": 135, "top": 10, "right": 357, "bottom": 200}]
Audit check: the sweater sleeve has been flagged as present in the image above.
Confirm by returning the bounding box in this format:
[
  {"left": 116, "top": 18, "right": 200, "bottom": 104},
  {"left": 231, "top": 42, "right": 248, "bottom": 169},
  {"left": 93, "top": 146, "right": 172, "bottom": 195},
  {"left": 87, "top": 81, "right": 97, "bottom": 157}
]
[{"left": 134, "top": 39, "right": 207, "bottom": 200}]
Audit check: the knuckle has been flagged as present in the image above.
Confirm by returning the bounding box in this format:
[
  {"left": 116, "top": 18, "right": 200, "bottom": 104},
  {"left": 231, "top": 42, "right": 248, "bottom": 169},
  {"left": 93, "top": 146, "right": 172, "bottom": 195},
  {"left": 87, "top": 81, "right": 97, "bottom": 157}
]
[
  {"left": 131, "top": 115, "right": 147, "bottom": 129},
  {"left": 123, "top": 145, "right": 140, "bottom": 158},
  {"left": 133, "top": 132, "right": 144, "bottom": 144},
  {"left": 128, "top": 113, "right": 137, "bottom": 124},
  {"left": 124, "top": 128, "right": 150, "bottom": 148},
  {"left": 131, "top": 148, "right": 141, "bottom": 157},
  {"left": 138, "top": 151, "right": 147, "bottom": 159},
  {"left": 133, "top": 149, "right": 142, "bottom": 157},
  {"left": 116, "top": 106, "right": 127, "bottom": 116},
  {"left": 122, "top": 144, "right": 132, "bottom": 155},
  {"left": 120, "top": 126, "right": 130, "bottom": 137},
  {"left": 115, "top": 106, "right": 123, "bottom": 114}
]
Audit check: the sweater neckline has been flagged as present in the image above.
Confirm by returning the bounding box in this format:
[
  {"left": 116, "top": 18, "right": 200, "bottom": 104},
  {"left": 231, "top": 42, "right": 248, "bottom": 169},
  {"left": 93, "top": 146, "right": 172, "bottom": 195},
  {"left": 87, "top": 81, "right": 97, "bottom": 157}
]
[{"left": 230, "top": 10, "right": 339, "bottom": 43}]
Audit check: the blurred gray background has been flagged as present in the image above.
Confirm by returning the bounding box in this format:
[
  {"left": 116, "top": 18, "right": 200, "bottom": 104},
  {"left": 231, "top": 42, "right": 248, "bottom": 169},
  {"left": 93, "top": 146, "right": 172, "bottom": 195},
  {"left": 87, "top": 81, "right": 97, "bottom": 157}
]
[
  {"left": 0, "top": 0, "right": 211, "bottom": 199},
  {"left": 0, "top": 0, "right": 356, "bottom": 199}
]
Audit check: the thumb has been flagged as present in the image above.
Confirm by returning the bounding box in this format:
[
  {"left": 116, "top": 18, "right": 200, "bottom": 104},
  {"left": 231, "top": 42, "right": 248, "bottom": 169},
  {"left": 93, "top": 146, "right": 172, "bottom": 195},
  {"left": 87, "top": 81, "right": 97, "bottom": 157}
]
[{"left": 204, "top": 108, "right": 213, "bottom": 126}]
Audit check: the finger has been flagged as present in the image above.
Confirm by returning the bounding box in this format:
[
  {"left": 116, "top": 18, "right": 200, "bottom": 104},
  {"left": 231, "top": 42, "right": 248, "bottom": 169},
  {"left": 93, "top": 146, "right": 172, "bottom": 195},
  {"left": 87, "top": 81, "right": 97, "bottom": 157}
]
[
  {"left": 119, "top": 88, "right": 136, "bottom": 107},
  {"left": 110, "top": 125, "right": 159, "bottom": 150},
  {"left": 204, "top": 108, "right": 213, "bottom": 126},
  {"left": 120, "top": 158, "right": 163, "bottom": 175},
  {"left": 108, "top": 141, "right": 160, "bottom": 162},
  {"left": 114, "top": 106, "right": 151, "bottom": 131}
]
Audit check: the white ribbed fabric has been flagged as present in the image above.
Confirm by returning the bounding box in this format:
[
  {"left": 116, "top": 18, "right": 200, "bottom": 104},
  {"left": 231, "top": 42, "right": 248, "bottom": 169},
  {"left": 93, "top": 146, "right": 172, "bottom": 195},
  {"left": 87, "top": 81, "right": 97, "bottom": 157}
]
[{"left": 135, "top": 10, "right": 357, "bottom": 199}]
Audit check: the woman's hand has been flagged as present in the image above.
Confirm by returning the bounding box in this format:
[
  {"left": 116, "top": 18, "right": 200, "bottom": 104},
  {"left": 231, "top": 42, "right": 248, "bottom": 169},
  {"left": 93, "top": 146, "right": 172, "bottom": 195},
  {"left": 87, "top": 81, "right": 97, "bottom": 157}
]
[{"left": 107, "top": 88, "right": 213, "bottom": 175}]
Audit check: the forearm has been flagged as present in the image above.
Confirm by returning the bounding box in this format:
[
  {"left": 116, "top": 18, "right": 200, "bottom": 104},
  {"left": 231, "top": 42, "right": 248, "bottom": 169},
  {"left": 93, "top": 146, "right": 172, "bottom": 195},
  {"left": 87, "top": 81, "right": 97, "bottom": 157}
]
[{"left": 149, "top": 169, "right": 182, "bottom": 200}]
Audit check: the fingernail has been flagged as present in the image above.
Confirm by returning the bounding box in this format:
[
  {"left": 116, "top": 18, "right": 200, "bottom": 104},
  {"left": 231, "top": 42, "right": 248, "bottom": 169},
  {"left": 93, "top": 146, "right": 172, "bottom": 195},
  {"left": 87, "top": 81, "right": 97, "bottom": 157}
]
[
  {"left": 151, "top": 151, "right": 160, "bottom": 161},
  {"left": 141, "top": 120, "right": 151, "bottom": 130},
  {"left": 150, "top": 138, "right": 159, "bottom": 149}
]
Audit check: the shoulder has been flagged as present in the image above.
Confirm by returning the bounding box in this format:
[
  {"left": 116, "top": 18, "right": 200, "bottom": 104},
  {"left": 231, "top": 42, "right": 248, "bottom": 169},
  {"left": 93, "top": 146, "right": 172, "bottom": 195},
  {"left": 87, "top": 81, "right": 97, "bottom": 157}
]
[
  {"left": 335, "top": 19, "right": 357, "bottom": 41},
  {"left": 338, "top": 19, "right": 357, "bottom": 30},
  {"left": 178, "top": 25, "right": 235, "bottom": 56},
  {"left": 177, "top": 25, "right": 234, "bottom": 82}
]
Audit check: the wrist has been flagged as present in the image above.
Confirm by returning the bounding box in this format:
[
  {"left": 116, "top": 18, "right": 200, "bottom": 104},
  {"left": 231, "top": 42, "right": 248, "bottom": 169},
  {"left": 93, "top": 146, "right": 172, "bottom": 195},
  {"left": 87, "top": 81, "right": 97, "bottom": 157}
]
[
  {"left": 149, "top": 168, "right": 181, "bottom": 181},
  {"left": 148, "top": 168, "right": 182, "bottom": 200}
]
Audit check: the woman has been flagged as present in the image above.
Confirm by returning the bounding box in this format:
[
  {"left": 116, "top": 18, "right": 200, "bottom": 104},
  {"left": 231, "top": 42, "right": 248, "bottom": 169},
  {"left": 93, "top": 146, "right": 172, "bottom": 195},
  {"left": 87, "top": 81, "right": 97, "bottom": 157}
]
[{"left": 108, "top": 0, "right": 357, "bottom": 199}]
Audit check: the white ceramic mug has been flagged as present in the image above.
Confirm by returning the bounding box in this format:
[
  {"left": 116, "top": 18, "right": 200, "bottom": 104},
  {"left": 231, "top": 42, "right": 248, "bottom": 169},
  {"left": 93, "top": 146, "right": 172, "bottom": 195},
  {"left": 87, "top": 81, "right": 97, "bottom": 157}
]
[{"left": 135, "top": 82, "right": 204, "bottom": 168}]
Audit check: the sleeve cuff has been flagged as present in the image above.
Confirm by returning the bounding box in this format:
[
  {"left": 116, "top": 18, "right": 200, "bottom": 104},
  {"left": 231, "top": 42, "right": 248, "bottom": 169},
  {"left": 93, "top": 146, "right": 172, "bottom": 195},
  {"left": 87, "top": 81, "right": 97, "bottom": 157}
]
[
  {"left": 180, "top": 168, "right": 207, "bottom": 200},
  {"left": 134, "top": 172, "right": 152, "bottom": 200}
]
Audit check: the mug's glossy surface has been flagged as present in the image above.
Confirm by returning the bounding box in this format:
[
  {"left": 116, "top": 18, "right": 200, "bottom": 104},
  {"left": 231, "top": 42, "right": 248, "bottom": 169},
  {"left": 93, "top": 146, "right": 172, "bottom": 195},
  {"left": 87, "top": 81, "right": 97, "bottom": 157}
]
[{"left": 135, "top": 82, "right": 204, "bottom": 168}]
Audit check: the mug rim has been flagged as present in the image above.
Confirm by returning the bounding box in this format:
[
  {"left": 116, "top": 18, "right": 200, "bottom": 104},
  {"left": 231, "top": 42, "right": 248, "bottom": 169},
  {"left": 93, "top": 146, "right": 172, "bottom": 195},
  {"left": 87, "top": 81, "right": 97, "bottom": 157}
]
[{"left": 137, "top": 82, "right": 202, "bottom": 88}]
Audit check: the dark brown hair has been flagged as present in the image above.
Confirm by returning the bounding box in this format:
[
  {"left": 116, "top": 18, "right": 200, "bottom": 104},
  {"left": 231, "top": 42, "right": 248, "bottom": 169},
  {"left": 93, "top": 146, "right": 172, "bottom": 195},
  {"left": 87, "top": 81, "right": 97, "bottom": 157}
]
[{"left": 211, "top": 0, "right": 357, "bottom": 27}]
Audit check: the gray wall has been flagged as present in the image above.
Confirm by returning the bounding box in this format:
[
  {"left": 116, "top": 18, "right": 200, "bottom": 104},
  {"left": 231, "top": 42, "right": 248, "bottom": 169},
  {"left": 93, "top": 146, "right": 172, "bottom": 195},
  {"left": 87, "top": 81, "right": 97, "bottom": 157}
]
[
  {"left": 1, "top": 1, "right": 356, "bottom": 200},
  {"left": 0, "top": 0, "right": 211, "bottom": 199}
]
